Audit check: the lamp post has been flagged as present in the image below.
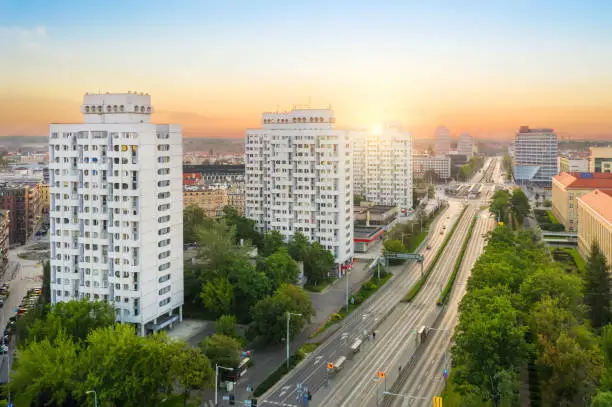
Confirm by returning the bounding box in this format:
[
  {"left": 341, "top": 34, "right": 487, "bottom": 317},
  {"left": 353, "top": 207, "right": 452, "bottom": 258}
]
[
  {"left": 86, "top": 390, "right": 97, "bottom": 407},
  {"left": 286, "top": 312, "right": 302, "bottom": 369},
  {"left": 215, "top": 364, "right": 233, "bottom": 406}
]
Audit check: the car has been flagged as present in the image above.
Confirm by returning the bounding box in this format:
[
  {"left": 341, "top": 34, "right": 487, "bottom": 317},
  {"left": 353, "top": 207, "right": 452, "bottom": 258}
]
[
  {"left": 426, "top": 245, "right": 432, "bottom": 250},
  {"left": 442, "top": 225, "right": 446, "bottom": 230},
  {"left": 0, "top": 345, "right": 8, "bottom": 354},
  {"left": 440, "top": 231, "right": 444, "bottom": 235}
]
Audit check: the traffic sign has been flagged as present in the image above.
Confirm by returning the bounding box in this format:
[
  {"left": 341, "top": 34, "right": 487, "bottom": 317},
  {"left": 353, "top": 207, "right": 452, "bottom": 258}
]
[
  {"left": 377, "top": 371, "right": 385, "bottom": 378},
  {"left": 443, "top": 369, "right": 448, "bottom": 379},
  {"left": 327, "top": 362, "right": 334, "bottom": 369},
  {"left": 433, "top": 396, "right": 443, "bottom": 407}
]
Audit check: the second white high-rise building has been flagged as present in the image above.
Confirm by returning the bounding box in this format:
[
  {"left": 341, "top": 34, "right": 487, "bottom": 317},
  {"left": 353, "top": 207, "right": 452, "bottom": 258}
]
[
  {"left": 245, "top": 108, "right": 353, "bottom": 271},
  {"left": 352, "top": 122, "right": 413, "bottom": 211},
  {"left": 49, "top": 92, "right": 184, "bottom": 336}
]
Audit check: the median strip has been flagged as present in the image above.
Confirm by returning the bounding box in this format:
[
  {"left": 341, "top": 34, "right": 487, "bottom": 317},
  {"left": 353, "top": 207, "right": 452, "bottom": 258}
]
[
  {"left": 437, "top": 215, "right": 477, "bottom": 305},
  {"left": 401, "top": 206, "right": 468, "bottom": 303}
]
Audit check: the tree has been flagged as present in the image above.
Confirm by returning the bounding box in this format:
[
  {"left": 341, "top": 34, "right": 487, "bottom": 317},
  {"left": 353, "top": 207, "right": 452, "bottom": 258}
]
[
  {"left": 261, "top": 230, "right": 285, "bottom": 257},
  {"left": 383, "top": 239, "right": 406, "bottom": 253},
  {"left": 353, "top": 194, "right": 366, "bottom": 206},
  {"left": 250, "top": 284, "right": 315, "bottom": 344},
  {"left": 201, "top": 277, "right": 234, "bottom": 318},
  {"left": 42, "top": 260, "right": 51, "bottom": 304},
  {"left": 257, "top": 247, "right": 300, "bottom": 291},
  {"left": 199, "top": 333, "right": 242, "bottom": 368},
  {"left": 24, "top": 299, "right": 115, "bottom": 345},
  {"left": 230, "top": 264, "right": 270, "bottom": 322},
  {"left": 216, "top": 315, "right": 239, "bottom": 339},
  {"left": 287, "top": 231, "right": 310, "bottom": 262},
  {"left": 510, "top": 188, "right": 530, "bottom": 225},
  {"left": 452, "top": 293, "right": 529, "bottom": 407},
  {"left": 171, "top": 345, "right": 214, "bottom": 406},
  {"left": 422, "top": 169, "right": 440, "bottom": 184},
  {"left": 592, "top": 392, "right": 612, "bottom": 407},
  {"left": 520, "top": 266, "right": 584, "bottom": 312},
  {"left": 11, "top": 334, "right": 81, "bottom": 407},
  {"left": 222, "top": 206, "right": 263, "bottom": 248},
  {"left": 303, "top": 242, "right": 335, "bottom": 286},
  {"left": 585, "top": 242, "right": 612, "bottom": 330},
  {"left": 184, "top": 205, "right": 207, "bottom": 244}
]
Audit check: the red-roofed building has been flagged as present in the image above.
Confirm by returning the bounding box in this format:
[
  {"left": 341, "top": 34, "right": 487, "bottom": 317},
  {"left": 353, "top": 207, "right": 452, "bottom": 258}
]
[
  {"left": 577, "top": 189, "right": 612, "bottom": 267},
  {"left": 552, "top": 172, "right": 612, "bottom": 232}
]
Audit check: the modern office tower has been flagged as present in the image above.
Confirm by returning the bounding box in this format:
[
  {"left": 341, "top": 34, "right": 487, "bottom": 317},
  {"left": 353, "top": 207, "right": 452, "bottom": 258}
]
[
  {"left": 458, "top": 132, "right": 474, "bottom": 157},
  {"left": 589, "top": 147, "right": 612, "bottom": 173},
  {"left": 413, "top": 154, "right": 452, "bottom": 180},
  {"left": 245, "top": 108, "right": 353, "bottom": 271},
  {"left": 49, "top": 92, "right": 184, "bottom": 336},
  {"left": 513, "top": 126, "right": 558, "bottom": 186},
  {"left": 352, "top": 122, "right": 413, "bottom": 211},
  {"left": 434, "top": 126, "right": 451, "bottom": 156}
]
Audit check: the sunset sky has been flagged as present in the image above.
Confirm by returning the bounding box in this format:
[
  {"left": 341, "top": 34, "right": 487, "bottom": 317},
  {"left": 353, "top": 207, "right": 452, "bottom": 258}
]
[{"left": 1, "top": 0, "right": 612, "bottom": 140}]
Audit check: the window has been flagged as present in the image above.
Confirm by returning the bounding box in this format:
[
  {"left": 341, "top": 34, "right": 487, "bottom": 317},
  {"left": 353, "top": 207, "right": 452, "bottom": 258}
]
[
  {"left": 158, "top": 168, "right": 170, "bottom": 175},
  {"left": 158, "top": 285, "right": 171, "bottom": 295},
  {"left": 158, "top": 203, "right": 170, "bottom": 211},
  {"left": 157, "top": 180, "right": 170, "bottom": 187},
  {"left": 158, "top": 239, "right": 171, "bottom": 247},
  {"left": 158, "top": 215, "right": 170, "bottom": 223},
  {"left": 158, "top": 192, "right": 170, "bottom": 199},
  {"left": 159, "top": 298, "right": 171, "bottom": 306},
  {"left": 159, "top": 274, "right": 171, "bottom": 283},
  {"left": 158, "top": 227, "right": 170, "bottom": 235},
  {"left": 158, "top": 262, "right": 170, "bottom": 271}
]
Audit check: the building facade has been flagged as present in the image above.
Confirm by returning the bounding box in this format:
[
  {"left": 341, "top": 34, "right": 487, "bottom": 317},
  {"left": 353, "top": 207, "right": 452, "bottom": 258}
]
[
  {"left": 577, "top": 189, "right": 612, "bottom": 267},
  {"left": 0, "top": 184, "right": 41, "bottom": 245},
  {"left": 0, "top": 210, "right": 8, "bottom": 276},
  {"left": 559, "top": 155, "right": 589, "bottom": 173},
  {"left": 551, "top": 172, "right": 612, "bottom": 232},
  {"left": 458, "top": 133, "right": 473, "bottom": 157},
  {"left": 245, "top": 108, "right": 353, "bottom": 269},
  {"left": 513, "top": 126, "right": 558, "bottom": 186},
  {"left": 434, "top": 126, "right": 451, "bottom": 156},
  {"left": 49, "top": 92, "right": 184, "bottom": 336},
  {"left": 589, "top": 147, "right": 612, "bottom": 173},
  {"left": 227, "top": 183, "right": 245, "bottom": 215},
  {"left": 413, "top": 155, "right": 451, "bottom": 180},
  {"left": 39, "top": 183, "right": 50, "bottom": 214},
  {"left": 183, "top": 186, "right": 228, "bottom": 218},
  {"left": 352, "top": 123, "right": 413, "bottom": 211}
]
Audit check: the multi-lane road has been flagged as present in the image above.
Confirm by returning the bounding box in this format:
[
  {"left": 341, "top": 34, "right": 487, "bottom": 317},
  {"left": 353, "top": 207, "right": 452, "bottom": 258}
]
[{"left": 260, "top": 157, "right": 503, "bottom": 407}]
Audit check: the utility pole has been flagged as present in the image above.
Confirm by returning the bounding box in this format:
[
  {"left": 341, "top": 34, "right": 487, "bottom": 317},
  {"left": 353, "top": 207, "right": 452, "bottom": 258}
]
[{"left": 286, "top": 312, "right": 302, "bottom": 369}]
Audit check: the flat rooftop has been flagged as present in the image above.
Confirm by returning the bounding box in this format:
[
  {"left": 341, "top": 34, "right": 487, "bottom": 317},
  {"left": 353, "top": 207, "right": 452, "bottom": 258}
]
[{"left": 354, "top": 226, "right": 384, "bottom": 239}]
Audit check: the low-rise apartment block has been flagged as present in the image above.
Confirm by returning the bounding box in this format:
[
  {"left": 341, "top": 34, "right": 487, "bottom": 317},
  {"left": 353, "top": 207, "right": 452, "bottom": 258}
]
[
  {"left": 413, "top": 155, "right": 451, "bottom": 180},
  {"left": 183, "top": 186, "right": 229, "bottom": 218},
  {"left": 577, "top": 189, "right": 612, "bottom": 267}
]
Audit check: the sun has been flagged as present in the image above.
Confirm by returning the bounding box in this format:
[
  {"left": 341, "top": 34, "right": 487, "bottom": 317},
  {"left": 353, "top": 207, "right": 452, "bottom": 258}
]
[{"left": 372, "top": 125, "right": 383, "bottom": 136}]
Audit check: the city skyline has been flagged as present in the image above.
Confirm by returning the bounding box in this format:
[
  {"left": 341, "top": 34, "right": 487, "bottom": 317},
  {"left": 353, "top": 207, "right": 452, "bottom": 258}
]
[{"left": 2, "top": 1, "right": 612, "bottom": 139}]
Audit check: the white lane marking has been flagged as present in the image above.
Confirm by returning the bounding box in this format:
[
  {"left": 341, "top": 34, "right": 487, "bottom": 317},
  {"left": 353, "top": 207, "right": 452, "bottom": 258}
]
[
  {"left": 278, "top": 385, "right": 291, "bottom": 398},
  {"left": 314, "top": 356, "right": 322, "bottom": 365}
]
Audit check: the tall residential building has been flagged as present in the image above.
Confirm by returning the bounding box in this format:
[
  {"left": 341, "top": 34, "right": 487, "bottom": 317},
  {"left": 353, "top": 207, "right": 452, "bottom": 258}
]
[
  {"left": 49, "top": 92, "right": 184, "bottom": 336},
  {"left": 589, "top": 147, "right": 612, "bottom": 173},
  {"left": 413, "top": 155, "right": 451, "bottom": 180},
  {"left": 513, "top": 126, "right": 558, "bottom": 186},
  {"left": 245, "top": 108, "right": 353, "bottom": 270},
  {"left": 552, "top": 172, "right": 612, "bottom": 232},
  {"left": 352, "top": 122, "right": 413, "bottom": 211},
  {"left": 577, "top": 189, "right": 612, "bottom": 267},
  {"left": 0, "top": 184, "right": 41, "bottom": 245},
  {"left": 0, "top": 210, "right": 8, "bottom": 276},
  {"left": 458, "top": 133, "right": 474, "bottom": 157},
  {"left": 434, "top": 126, "right": 451, "bottom": 156}
]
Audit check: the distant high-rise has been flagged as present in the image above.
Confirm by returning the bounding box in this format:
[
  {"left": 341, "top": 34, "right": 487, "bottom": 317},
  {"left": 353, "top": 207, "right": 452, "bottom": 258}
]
[
  {"left": 49, "top": 92, "right": 184, "bottom": 336},
  {"left": 434, "top": 126, "right": 451, "bottom": 156},
  {"left": 513, "top": 126, "right": 558, "bottom": 186},
  {"left": 245, "top": 108, "right": 353, "bottom": 271},
  {"left": 589, "top": 147, "right": 612, "bottom": 173},
  {"left": 352, "top": 122, "right": 413, "bottom": 211},
  {"left": 458, "top": 133, "right": 473, "bottom": 157}
]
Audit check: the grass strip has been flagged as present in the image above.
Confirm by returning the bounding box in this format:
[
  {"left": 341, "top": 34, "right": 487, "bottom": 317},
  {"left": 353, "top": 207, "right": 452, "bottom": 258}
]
[
  {"left": 309, "top": 271, "right": 393, "bottom": 339},
  {"left": 253, "top": 342, "right": 320, "bottom": 397},
  {"left": 401, "top": 206, "right": 468, "bottom": 302},
  {"left": 437, "top": 216, "right": 477, "bottom": 305}
]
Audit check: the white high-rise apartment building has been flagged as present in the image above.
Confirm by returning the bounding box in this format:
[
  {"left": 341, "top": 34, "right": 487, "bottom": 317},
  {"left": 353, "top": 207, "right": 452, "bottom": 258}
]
[
  {"left": 245, "top": 108, "right": 353, "bottom": 270},
  {"left": 513, "top": 126, "right": 558, "bottom": 186},
  {"left": 458, "top": 132, "right": 474, "bottom": 157},
  {"left": 352, "top": 122, "right": 413, "bottom": 211},
  {"left": 434, "top": 126, "right": 451, "bottom": 156},
  {"left": 49, "top": 92, "right": 184, "bottom": 336}
]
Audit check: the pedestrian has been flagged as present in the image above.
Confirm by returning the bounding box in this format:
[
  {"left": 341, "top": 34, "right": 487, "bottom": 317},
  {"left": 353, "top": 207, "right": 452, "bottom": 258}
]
[{"left": 372, "top": 331, "right": 376, "bottom": 340}]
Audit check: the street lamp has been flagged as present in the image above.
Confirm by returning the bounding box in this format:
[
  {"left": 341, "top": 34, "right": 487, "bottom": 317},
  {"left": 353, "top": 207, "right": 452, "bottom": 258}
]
[
  {"left": 215, "top": 364, "right": 233, "bottom": 406},
  {"left": 86, "top": 390, "right": 97, "bottom": 407},
  {"left": 286, "top": 312, "right": 302, "bottom": 369}
]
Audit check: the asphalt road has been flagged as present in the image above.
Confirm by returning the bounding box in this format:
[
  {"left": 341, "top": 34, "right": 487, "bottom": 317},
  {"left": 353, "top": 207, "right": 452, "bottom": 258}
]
[
  {"left": 315, "top": 203, "right": 477, "bottom": 406},
  {"left": 259, "top": 200, "right": 464, "bottom": 406}
]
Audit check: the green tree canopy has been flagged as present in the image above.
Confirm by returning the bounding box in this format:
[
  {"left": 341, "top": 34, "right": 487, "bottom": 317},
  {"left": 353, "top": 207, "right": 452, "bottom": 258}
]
[
  {"left": 257, "top": 247, "right": 300, "bottom": 290},
  {"left": 585, "top": 242, "right": 612, "bottom": 330},
  {"left": 222, "top": 206, "right": 263, "bottom": 248},
  {"left": 287, "top": 231, "right": 310, "bottom": 262},
  {"left": 261, "top": 230, "right": 286, "bottom": 257},
  {"left": 216, "top": 315, "right": 239, "bottom": 339},
  {"left": 199, "top": 333, "right": 242, "bottom": 368},
  {"left": 303, "top": 242, "right": 335, "bottom": 286},
  {"left": 183, "top": 205, "right": 207, "bottom": 244},
  {"left": 201, "top": 277, "right": 234, "bottom": 318},
  {"left": 250, "top": 284, "right": 315, "bottom": 344}
]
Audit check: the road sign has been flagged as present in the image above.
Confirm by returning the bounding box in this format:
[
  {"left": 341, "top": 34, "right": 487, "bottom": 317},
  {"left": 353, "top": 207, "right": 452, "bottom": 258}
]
[
  {"left": 377, "top": 371, "right": 385, "bottom": 378},
  {"left": 327, "top": 362, "right": 334, "bottom": 369},
  {"left": 443, "top": 369, "right": 448, "bottom": 379},
  {"left": 350, "top": 296, "right": 355, "bottom": 305},
  {"left": 433, "top": 396, "right": 443, "bottom": 407}
]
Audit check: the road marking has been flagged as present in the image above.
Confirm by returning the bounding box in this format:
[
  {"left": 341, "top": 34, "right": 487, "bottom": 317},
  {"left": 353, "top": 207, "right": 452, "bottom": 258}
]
[
  {"left": 314, "top": 356, "right": 322, "bottom": 365},
  {"left": 278, "top": 385, "right": 291, "bottom": 397}
]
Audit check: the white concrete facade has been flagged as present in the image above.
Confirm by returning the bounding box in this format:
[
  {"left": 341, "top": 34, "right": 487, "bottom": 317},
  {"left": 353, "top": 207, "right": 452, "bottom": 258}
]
[
  {"left": 49, "top": 92, "right": 184, "bottom": 336},
  {"left": 413, "top": 155, "right": 452, "bottom": 179},
  {"left": 458, "top": 133, "right": 473, "bottom": 157},
  {"left": 513, "top": 126, "right": 558, "bottom": 186},
  {"left": 352, "top": 122, "right": 413, "bottom": 211},
  {"left": 245, "top": 108, "right": 353, "bottom": 268}
]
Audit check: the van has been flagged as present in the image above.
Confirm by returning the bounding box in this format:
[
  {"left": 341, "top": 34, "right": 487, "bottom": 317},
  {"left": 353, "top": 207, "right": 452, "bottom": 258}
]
[
  {"left": 350, "top": 339, "right": 362, "bottom": 353},
  {"left": 333, "top": 356, "right": 347, "bottom": 372}
]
